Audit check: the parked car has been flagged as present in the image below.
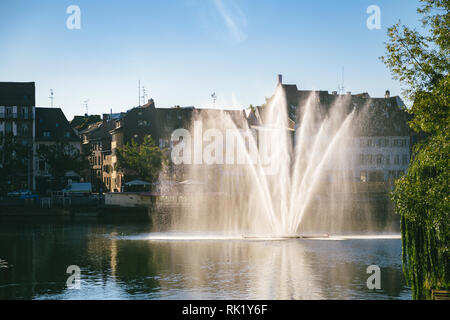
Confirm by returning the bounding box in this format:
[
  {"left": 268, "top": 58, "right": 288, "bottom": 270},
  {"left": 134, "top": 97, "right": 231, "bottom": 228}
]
[
  {"left": 7, "top": 190, "right": 32, "bottom": 197},
  {"left": 7, "top": 190, "right": 39, "bottom": 201}
]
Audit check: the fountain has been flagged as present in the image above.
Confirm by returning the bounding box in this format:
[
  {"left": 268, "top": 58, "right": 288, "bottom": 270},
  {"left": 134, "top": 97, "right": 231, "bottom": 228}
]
[{"left": 156, "top": 84, "right": 366, "bottom": 239}]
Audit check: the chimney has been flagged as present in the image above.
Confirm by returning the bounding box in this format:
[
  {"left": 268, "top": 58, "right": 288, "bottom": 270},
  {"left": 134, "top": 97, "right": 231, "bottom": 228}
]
[
  {"left": 346, "top": 91, "right": 351, "bottom": 96},
  {"left": 277, "top": 74, "right": 283, "bottom": 85},
  {"left": 385, "top": 90, "right": 390, "bottom": 98},
  {"left": 332, "top": 91, "right": 338, "bottom": 96}
]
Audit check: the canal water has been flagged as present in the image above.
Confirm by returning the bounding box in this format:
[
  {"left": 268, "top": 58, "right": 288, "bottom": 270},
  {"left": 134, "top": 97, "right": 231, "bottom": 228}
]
[{"left": 0, "top": 222, "right": 411, "bottom": 300}]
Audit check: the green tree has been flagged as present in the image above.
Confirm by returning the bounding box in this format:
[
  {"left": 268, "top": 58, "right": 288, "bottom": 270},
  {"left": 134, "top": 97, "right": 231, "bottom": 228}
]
[
  {"left": 0, "top": 133, "right": 31, "bottom": 194},
  {"left": 381, "top": 0, "right": 449, "bottom": 299},
  {"left": 37, "top": 141, "right": 89, "bottom": 190},
  {"left": 116, "top": 135, "right": 166, "bottom": 184}
]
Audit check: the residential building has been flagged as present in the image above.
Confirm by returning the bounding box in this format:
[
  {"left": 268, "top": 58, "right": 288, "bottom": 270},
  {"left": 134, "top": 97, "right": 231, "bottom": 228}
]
[
  {"left": 258, "top": 76, "right": 412, "bottom": 183},
  {"left": 0, "top": 82, "right": 35, "bottom": 191},
  {"left": 79, "top": 114, "right": 118, "bottom": 192},
  {"left": 109, "top": 99, "right": 161, "bottom": 192},
  {"left": 34, "top": 108, "right": 81, "bottom": 193}
]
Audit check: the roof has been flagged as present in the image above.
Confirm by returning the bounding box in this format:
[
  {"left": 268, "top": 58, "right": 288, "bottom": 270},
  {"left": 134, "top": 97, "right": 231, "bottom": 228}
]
[
  {"left": 125, "top": 180, "right": 151, "bottom": 186},
  {"left": 70, "top": 114, "right": 102, "bottom": 131},
  {"left": 83, "top": 119, "right": 117, "bottom": 141},
  {"left": 0, "top": 82, "right": 35, "bottom": 106},
  {"left": 35, "top": 108, "right": 81, "bottom": 142},
  {"left": 264, "top": 84, "right": 411, "bottom": 137}
]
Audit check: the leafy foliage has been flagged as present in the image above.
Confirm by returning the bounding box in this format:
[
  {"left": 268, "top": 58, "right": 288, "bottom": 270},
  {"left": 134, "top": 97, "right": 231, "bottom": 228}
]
[
  {"left": 381, "top": 0, "right": 450, "bottom": 299},
  {"left": 37, "top": 141, "right": 89, "bottom": 189},
  {"left": 380, "top": 0, "right": 449, "bottom": 135},
  {"left": 0, "top": 133, "right": 31, "bottom": 194},
  {"left": 392, "top": 135, "right": 449, "bottom": 299},
  {"left": 116, "top": 135, "right": 166, "bottom": 184}
]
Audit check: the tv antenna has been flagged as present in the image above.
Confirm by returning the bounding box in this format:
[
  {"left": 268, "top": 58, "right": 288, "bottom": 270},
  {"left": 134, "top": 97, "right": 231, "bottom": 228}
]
[
  {"left": 83, "top": 99, "right": 89, "bottom": 115},
  {"left": 211, "top": 92, "right": 217, "bottom": 108},
  {"left": 338, "top": 67, "right": 345, "bottom": 94},
  {"left": 49, "top": 89, "right": 54, "bottom": 107},
  {"left": 138, "top": 80, "right": 142, "bottom": 106},
  {"left": 141, "top": 86, "right": 148, "bottom": 105}
]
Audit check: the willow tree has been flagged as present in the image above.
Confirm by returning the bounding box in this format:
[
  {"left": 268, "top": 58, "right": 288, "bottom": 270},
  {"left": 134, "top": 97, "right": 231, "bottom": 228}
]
[{"left": 381, "top": 0, "right": 449, "bottom": 299}]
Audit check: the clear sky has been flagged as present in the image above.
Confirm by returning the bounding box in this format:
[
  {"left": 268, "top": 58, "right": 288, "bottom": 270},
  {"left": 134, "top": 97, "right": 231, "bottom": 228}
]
[{"left": 0, "top": 0, "right": 422, "bottom": 120}]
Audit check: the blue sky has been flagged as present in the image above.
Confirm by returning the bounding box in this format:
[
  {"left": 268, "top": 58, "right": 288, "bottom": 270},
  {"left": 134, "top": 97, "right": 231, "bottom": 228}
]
[{"left": 0, "top": 0, "right": 422, "bottom": 119}]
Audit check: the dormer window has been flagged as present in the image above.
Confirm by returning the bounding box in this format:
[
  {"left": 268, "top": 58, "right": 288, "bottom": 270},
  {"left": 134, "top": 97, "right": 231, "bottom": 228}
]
[{"left": 43, "top": 131, "right": 51, "bottom": 137}]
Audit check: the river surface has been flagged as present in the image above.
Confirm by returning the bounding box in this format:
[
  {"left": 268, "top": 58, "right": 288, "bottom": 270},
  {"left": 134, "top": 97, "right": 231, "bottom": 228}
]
[{"left": 0, "top": 222, "right": 411, "bottom": 300}]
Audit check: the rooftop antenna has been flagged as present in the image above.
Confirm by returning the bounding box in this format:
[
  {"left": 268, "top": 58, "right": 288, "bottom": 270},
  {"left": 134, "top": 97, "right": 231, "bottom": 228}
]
[
  {"left": 83, "top": 99, "right": 89, "bottom": 115},
  {"left": 138, "top": 80, "right": 141, "bottom": 106},
  {"left": 338, "top": 67, "right": 345, "bottom": 94},
  {"left": 141, "top": 86, "right": 148, "bottom": 105},
  {"left": 211, "top": 92, "right": 217, "bottom": 108},
  {"left": 49, "top": 89, "right": 54, "bottom": 107}
]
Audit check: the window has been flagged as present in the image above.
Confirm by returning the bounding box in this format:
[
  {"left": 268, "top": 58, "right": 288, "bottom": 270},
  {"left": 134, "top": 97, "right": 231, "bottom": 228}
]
[
  {"left": 360, "top": 171, "right": 367, "bottom": 183},
  {"left": 402, "top": 154, "right": 408, "bottom": 165},
  {"left": 385, "top": 155, "right": 390, "bottom": 165},
  {"left": 376, "top": 154, "right": 383, "bottom": 165},
  {"left": 369, "top": 171, "right": 384, "bottom": 182},
  {"left": 65, "top": 132, "right": 71, "bottom": 138},
  {"left": 359, "top": 154, "right": 365, "bottom": 165},
  {"left": 394, "top": 155, "right": 400, "bottom": 165},
  {"left": 21, "top": 107, "right": 28, "bottom": 119},
  {"left": 367, "top": 139, "right": 373, "bottom": 147},
  {"left": 43, "top": 131, "right": 51, "bottom": 137},
  {"left": 388, "top": 170, "right": 396, "bottom": 179},
  {"left": 384, "top": 139, "right": 389, "bottom": 147},
  {"left": 360, "top": 139, "right": 366, "bottom": 148},
  {"left": 21, "top": 124, "right": 29, "bottom": 136}
]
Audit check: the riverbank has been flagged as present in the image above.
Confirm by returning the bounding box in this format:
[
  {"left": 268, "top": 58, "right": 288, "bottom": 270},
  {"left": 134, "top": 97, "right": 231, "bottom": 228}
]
[{"left": 0, "top": 204, "right": 151, "bottom": 222}]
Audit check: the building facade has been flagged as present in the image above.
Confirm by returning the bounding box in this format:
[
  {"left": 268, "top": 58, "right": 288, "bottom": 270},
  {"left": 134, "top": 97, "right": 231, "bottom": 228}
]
[
  {"left": 34, "top": 108, "right": 81, "bottom": 193},
  {"left": 0, "top": 82, "right": 35, "bottom": 191},
  {"left": 263, "top": 77, "right": 413, "bottom": 183}
]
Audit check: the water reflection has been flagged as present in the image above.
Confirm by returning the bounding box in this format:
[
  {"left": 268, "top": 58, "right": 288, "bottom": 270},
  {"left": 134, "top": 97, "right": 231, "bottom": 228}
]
[{"left": 0, "top": 223, "right": 410, "bottom": 300}]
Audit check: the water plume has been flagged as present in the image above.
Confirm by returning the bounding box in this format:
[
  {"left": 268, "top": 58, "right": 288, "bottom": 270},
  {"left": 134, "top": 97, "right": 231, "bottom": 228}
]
[{"left": 161, "top": 86, "right": 362, "bottom": 237}]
